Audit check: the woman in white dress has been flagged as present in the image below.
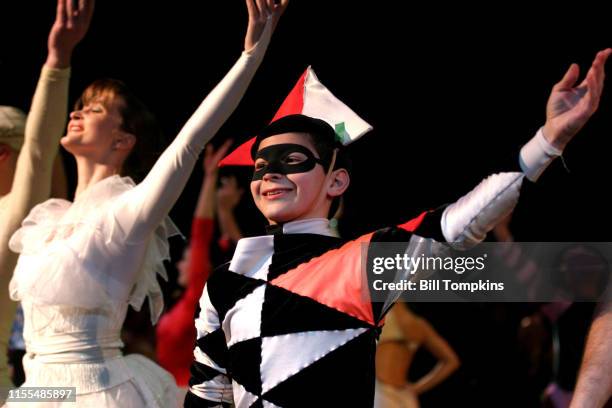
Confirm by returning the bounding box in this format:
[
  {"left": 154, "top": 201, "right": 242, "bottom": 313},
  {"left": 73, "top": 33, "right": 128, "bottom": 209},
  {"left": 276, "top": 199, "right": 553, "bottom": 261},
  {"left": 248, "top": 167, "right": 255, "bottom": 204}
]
[{"left": 5, "top": 0, "right": 287, "bottom": 406}]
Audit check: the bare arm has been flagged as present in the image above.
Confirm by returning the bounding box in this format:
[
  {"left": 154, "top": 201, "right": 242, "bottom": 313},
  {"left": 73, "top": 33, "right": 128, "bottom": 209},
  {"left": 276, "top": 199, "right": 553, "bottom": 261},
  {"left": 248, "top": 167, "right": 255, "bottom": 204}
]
[
  {"left": 196, "top": 140, "right": 233, "bottom": 219},
  {"left": 217, "top": 175, "right": 244, "bottom": 243},
  {"left": 393, "top": 306, "right": 460, "bottom": 395},
  {"left": 200, "top": 140, "right": 244, "bottom": 242},
  {"left": 570, "top": 302, "right": 612, "bottom": 408}
]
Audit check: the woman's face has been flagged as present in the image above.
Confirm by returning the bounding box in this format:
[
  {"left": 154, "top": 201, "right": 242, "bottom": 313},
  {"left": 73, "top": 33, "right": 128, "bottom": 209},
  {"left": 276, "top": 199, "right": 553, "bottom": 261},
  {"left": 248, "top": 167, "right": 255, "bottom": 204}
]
[{"left": 61, "top": 96, "right": 126, "bottom": 158}]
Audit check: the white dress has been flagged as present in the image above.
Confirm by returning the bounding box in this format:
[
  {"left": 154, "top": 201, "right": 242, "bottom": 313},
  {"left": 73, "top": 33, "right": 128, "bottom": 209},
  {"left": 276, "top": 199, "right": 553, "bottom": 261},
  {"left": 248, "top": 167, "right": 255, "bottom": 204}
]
[
  {"left": 4, "top": 17, "right": 274, "bottom": 408},
  {"left": 7, "top": 176, "right": 179, "bottom": 407}
]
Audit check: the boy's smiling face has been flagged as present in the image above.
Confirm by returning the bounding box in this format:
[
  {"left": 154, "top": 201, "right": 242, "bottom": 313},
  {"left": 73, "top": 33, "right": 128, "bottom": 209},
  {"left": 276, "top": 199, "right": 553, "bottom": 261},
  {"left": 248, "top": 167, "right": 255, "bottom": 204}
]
[{"left": 250, "top": 132, "right": 349, "bottom": 225}]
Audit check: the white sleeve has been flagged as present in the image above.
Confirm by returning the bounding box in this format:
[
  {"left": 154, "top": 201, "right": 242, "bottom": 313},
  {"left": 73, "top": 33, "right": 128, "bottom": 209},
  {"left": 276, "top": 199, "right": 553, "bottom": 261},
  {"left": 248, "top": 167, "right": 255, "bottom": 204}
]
[
  {"left": 519, "top": 127, "right": 563, "bottom": 182},
  {"left": 441, "top": 172, "right": 524, "bottom": 249},
  {"left": 441, "top": 127, "right": 562, "bottom": 249},
  {"left": 114, "top": 19, "right": 274, "bottom": 243}
]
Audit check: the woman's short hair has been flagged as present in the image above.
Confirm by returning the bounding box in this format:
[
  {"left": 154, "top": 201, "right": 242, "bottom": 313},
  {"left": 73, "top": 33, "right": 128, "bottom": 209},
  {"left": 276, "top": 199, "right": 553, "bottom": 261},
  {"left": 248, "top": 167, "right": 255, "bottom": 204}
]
[{"left": 75, "top": 79, "right": 163, "bottom": 181}]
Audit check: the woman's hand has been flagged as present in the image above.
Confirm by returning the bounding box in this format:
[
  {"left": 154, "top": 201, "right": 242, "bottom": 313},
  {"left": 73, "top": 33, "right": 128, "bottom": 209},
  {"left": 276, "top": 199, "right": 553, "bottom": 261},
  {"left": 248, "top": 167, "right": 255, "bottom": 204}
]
[
  {"left": 46, "top": 0, "right": 95, "bottom": 69},
  {"left": 244, "top": 0, "right": 288, "bottom": 52}
]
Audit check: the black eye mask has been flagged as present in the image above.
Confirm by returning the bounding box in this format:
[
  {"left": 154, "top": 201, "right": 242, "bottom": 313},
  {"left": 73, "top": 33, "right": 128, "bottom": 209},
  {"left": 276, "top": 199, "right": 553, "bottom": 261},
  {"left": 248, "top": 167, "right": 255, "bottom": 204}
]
[{"left": 252, "top": 143, "right": 327, "bottom": 181}]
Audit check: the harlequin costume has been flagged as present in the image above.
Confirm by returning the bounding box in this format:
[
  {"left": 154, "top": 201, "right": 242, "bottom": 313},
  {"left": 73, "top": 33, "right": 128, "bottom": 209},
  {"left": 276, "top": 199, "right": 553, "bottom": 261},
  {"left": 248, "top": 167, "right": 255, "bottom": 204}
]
[{"left": 186, "top": 67, "right": 562, "bottom": 407}]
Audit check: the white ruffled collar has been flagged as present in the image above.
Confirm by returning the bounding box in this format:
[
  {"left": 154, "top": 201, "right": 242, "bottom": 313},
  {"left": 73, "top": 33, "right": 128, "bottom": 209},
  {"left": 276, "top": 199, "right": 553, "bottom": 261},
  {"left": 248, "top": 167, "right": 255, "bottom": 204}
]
[
  {"left": 9, "top": 173, "right": 180, "bottom": 324},
  {"left": 73, "top": 175, "right": 135, "bottom": 204}
]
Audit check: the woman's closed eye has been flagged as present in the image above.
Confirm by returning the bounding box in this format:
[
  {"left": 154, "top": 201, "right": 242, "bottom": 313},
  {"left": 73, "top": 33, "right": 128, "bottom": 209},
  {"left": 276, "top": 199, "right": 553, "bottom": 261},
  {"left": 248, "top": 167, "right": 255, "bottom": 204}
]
[{"left": 82, "top": 104, "right": 104, "bottom": 114}]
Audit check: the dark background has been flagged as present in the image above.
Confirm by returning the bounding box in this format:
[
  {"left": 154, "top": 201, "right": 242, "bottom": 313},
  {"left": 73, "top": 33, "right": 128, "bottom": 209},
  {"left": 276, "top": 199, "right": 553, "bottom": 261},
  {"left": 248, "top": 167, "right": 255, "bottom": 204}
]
[{"left": 2, "top": 2, "right": 611, "bottom": 406}]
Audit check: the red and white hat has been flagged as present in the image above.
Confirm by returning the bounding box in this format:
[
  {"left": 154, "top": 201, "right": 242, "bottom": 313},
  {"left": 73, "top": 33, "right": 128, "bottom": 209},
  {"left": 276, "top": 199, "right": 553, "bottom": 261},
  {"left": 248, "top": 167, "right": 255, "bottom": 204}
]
[{"left": 219, "top": 66, "right": 373, "bottom": 167}]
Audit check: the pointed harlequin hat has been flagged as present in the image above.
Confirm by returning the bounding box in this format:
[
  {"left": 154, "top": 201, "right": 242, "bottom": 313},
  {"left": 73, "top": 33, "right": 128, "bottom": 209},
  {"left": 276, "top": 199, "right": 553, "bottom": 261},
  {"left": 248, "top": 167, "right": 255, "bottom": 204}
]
[{"left": 219, "top": 66, "right": 373, "bottom": 167}]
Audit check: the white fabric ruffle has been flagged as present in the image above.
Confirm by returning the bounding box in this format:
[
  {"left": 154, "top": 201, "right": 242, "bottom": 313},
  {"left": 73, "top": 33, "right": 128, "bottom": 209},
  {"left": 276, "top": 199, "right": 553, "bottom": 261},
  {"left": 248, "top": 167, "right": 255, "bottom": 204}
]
[
  {"left": 9, "top": 175, "right": 181, "bottom": 323},
  {"left": 4, "top": 354, "right": 177, "bottom": 407}
]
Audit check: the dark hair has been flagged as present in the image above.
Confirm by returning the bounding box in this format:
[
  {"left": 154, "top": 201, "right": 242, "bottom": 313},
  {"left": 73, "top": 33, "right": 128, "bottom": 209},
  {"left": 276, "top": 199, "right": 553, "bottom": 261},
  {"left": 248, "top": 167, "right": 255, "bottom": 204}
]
[
  {"left": 252, "top": 114, "right": 351, "bottom": 218},
  {"left": 75, "top": 78, "right": 163, "bottom": 181}
]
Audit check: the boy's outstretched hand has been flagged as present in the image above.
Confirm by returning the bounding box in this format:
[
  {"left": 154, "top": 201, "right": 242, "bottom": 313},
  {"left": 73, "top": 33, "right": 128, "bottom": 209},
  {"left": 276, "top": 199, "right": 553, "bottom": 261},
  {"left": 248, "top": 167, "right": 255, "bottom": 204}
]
[{"left": 543, "top": 48, "right": 612, "bottom": 151}]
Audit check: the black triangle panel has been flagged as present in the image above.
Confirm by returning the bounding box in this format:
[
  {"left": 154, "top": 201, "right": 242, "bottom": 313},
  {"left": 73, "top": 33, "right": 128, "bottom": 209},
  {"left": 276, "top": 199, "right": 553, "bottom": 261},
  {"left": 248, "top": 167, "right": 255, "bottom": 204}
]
[
  {"left": 195, "top": 328, "right": 229, "bottom": 370},
  {"left": 207, "top": 268, "right": 266, "bottom": 322},
  {"left": 267, "top": 233, "right": 345, "bottom": 281},
  {"left": 261, "top": 283, "right": 372, "bottom": 337},
  {"left": 227, "top": 337, "right": 263, "bottom": 396}
]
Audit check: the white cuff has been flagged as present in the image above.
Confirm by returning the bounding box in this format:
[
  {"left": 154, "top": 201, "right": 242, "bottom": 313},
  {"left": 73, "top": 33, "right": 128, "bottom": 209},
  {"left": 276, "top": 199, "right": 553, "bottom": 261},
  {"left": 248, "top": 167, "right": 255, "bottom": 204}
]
[{"left": 519, "top": 127, "right": 563, "bottom": 182}]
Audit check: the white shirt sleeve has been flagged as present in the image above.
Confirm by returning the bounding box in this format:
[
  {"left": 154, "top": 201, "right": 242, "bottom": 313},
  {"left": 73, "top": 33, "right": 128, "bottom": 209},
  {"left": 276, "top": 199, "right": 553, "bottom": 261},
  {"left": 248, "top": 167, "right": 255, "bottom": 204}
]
[{"left": 519, "top": 127, "right": 563, "bottom": 182}]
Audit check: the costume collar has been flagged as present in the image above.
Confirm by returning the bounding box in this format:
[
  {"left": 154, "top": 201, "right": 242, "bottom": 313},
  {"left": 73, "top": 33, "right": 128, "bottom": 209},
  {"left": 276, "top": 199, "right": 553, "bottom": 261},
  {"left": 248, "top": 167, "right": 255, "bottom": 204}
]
[
  {"left": 230, "top": 218, "right": 340, "bottom": 277},
  {"left": 265, "top": 218, "right": 338, "bottom": 237}
]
